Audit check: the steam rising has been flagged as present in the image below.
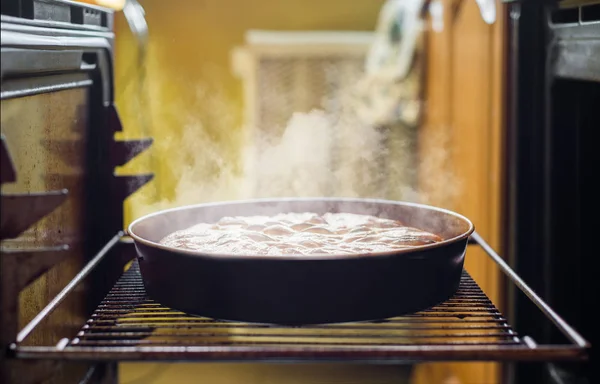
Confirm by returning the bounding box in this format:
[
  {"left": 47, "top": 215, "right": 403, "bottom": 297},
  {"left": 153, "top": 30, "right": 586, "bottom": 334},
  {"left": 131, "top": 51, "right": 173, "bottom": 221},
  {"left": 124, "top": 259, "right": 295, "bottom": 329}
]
[{"left": 126, "top": 64, "right": 461, "bottom": 221}]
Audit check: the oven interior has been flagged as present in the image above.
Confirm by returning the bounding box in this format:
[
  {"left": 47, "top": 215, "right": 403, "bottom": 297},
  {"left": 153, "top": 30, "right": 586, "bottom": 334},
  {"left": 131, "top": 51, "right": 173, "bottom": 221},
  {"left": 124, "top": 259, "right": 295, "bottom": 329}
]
[{"left": 0, "top": 0, "right": 595, "bottom": 383}]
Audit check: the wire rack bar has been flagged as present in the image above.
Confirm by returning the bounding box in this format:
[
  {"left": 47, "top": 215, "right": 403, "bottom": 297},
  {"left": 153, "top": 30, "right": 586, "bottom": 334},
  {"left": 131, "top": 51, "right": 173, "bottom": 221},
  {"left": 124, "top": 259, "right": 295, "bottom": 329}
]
[{"left": 9, "top": 232, "right": 590, "bottom": 362}]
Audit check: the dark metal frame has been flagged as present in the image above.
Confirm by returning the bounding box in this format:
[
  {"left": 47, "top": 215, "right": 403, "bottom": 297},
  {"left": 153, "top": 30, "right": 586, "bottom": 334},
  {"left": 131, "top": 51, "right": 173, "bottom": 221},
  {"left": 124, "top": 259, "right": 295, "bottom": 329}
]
[
  {"left": 1, "top": 1, "right": 153, "bottom": 383},
  {"left": 504, "top": 0, "right": 598, "bottom": 383}
]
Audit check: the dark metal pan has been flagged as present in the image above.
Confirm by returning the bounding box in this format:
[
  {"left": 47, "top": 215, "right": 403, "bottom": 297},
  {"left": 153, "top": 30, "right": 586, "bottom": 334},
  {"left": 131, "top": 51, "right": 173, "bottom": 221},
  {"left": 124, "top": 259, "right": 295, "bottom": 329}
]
[{"left": 127, "top": 197, "right": 474, "bottom": 325}]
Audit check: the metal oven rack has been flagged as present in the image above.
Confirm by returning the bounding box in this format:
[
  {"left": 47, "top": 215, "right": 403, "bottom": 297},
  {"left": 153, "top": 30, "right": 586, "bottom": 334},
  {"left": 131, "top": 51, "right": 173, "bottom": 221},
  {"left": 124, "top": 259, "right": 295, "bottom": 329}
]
[{"left": 8, "top": 232, "right": 589, "bottom": 365}]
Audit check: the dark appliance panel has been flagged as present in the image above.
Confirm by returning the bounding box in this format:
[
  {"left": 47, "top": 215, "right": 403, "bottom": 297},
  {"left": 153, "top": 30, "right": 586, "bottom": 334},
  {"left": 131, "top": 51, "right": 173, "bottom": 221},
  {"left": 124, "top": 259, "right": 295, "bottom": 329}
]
[{"left": 505, "top": 0, "right": 598, "bottom": 383}]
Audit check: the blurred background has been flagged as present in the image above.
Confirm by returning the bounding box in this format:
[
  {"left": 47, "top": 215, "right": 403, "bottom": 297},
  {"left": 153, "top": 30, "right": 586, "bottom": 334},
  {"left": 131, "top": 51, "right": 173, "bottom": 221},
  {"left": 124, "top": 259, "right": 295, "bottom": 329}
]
[{"left": 67, "top": 0, "right": 504, "bottom": 383}]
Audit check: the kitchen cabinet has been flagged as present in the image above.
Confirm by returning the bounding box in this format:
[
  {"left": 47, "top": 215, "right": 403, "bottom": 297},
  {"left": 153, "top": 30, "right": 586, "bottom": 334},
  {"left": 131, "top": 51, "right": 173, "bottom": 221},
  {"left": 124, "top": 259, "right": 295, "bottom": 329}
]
[{"left": 414, "top": 0, "right": 506, "bottom": 383}]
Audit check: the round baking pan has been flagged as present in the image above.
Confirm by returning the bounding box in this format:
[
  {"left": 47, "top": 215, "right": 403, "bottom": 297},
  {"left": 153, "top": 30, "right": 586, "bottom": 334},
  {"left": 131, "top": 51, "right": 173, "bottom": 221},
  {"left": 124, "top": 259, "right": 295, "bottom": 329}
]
[{"left": 128, "top": 197, "right": 474, "bottom": 325}]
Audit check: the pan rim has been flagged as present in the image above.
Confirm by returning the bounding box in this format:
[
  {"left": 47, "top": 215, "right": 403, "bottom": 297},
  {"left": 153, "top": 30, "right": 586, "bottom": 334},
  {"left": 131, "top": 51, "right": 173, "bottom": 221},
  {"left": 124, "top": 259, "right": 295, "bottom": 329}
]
[{"left": 127, "top": 197, "right": 475, "bottom": 260}]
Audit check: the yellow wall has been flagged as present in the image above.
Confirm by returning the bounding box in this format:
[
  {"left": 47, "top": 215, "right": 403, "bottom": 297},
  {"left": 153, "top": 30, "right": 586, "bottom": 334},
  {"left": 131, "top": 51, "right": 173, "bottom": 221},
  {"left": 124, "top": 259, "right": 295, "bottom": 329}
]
[
  {"left": 114, "top": 1, "right": 386, "bottom": 383},
  {"left": 114, "top": 0, "right": 385, "bottom": 225}
]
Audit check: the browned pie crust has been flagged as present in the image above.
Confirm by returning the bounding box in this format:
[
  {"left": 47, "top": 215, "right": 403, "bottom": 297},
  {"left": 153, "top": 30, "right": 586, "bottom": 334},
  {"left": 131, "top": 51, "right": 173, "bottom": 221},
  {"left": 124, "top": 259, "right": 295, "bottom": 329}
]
[{"left": 160, "top": 212, "right": 443, "bottom": 256}]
